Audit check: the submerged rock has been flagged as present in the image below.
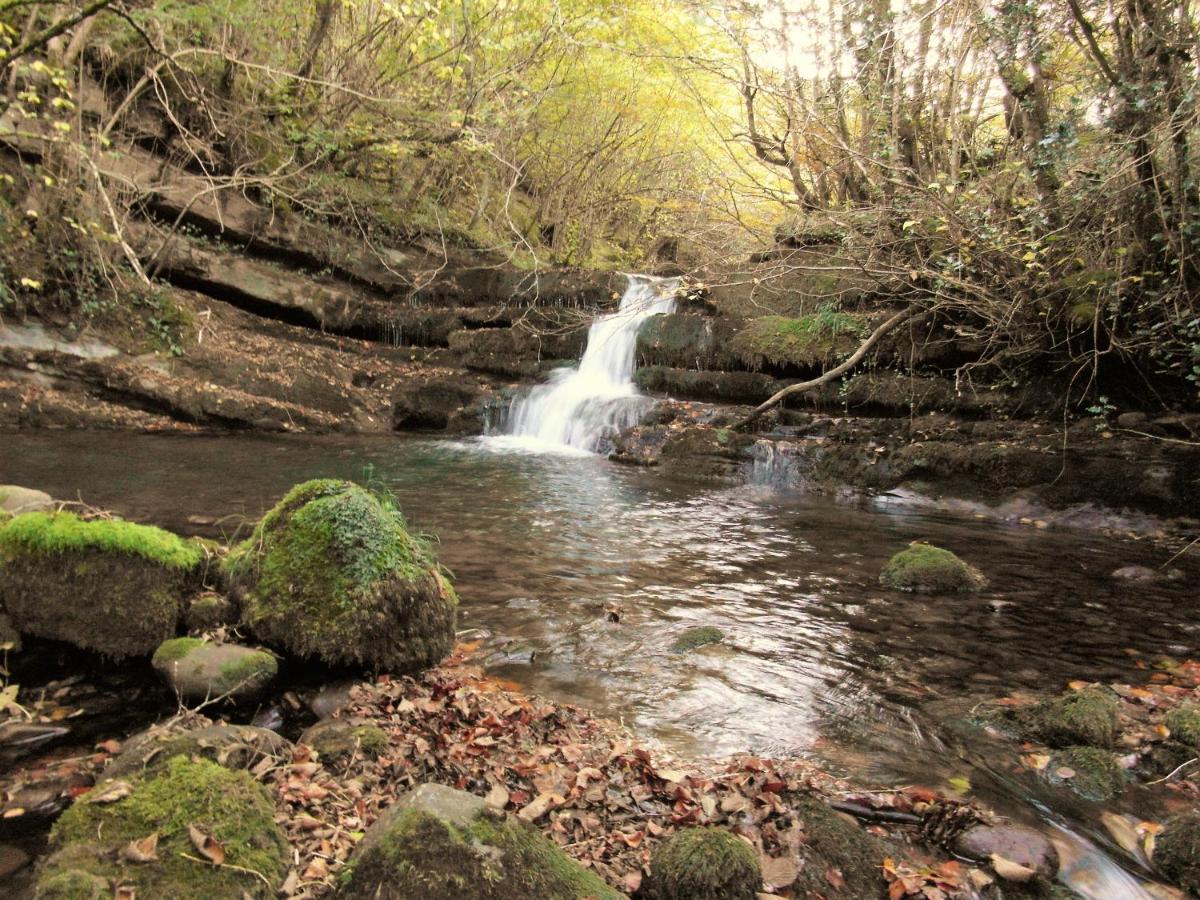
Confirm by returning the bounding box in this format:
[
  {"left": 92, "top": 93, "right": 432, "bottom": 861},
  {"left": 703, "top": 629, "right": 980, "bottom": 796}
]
[
  {"left": 37, "top": 755, "right": 288, "bottom": 898},
  {"left": 1047, "top": 746, "right": 1126, "bottom": 800},
  {"left": 953, "top": 823, "right": 1059, "bottom": 879},
  {"left": 151, "top": 638, "right": 277, "bottom": 702},
  {"left": 105, "top": 724, "right": 291, "bottom": 780},
  {"left": 0, "top": 512, "right": 204, "bottom": 658},
  {"left": 1155, "top": 811, "right": 1200, "bottom": 895},
  {"left": 879, "top": 543, "right": 986, "bottom": 593},
  {"left": 671, "top": 626, "right": 726, "bottom": 652},
  {"left": 1016, "top": 686, "right": 1120, "bottom": 749},
  {"left": 643, "top": 826, "right": 760, "bottom": 900},
  {"left": 337, "top": 783, "right": 621, "bottom": 899},
  {"left": 0, "top": 485, "right": 53, "bottom": 514},
  {"left": 223, "top": 479, "right": 456, "bottom": 673},
  {"left": 300, "top": 719, "right": 389, "bottom": 765}
]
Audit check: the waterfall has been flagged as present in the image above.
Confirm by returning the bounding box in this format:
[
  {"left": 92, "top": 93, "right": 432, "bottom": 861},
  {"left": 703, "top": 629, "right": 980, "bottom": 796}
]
[{"left": 494, "top": 274, "right": 678, "bottom": 453}]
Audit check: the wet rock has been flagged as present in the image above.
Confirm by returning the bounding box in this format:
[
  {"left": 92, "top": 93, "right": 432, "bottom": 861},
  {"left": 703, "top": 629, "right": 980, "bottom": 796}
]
[
  {"left": 789, "top": 795, "right": 891, "bottom": 896},
  {"left": 953, "top": 824, "right": 1060, "bottom": 879},
  {"left": 671, "top": 626, "right": 725, "bottom": 652},
  {"left": 0, "top": 485, "right": 53, "bottom": 514},
  {"left": 337, "top": 783, "right": 621, "bottom": 899},
  {"left": 1165, "top": 704, "right": 1200, "bottom": 747},
  {"left": 1047, "top": 746, "right": 1126, "bottom": 800},
  {"left": 106, "top": 723, "right": 291, "bottom": 779},
  {"left": 0, "top": 721, "right": 69, "bottom": 751},
  {"left": 223, "top": 479, "right": 456, "bottom": 673},
  {"left": 0, "top": 844, "right": 29, "bottom": 878},
  {"left": 37, "top": 755, "right": 288, "bottom": 898},
  {"left": 1018, "top": 686, "right": 1120, "bottom": 749},
  {"left": 300, "top": 718, "right": 389, "bottom": 765},
  {"left": 151, "top": 638, "right": 277, "bottom": 702},
  {"left": 1155, "top": 811, "right": 1200, "bottom": 895},
  {"left": 659, "top": 425, "right": 755, "bottom": 484},
  {"left": 635, "top": 313, "right": 741, "bottom": 371},
  {"left": 1110, "top": 564, "right": 1158, "bottom": 581},
  {"left": 309, "top": 680, "right": 357, "bottom": 719},
  {"left": 250, "top": 706, "right": 284, "bottom": 732},
  {"left": 0, "top": 512, "right": 203, "bottom": 658},
  {"left": 392, "top": 377, "right": 483, "bottom": 432},
  {"left": 182, "top": 592, "right": 237, "bottom": 631},
  {"left": 1116, "top": 411, "right": 1148, "bottom": 429},
  {"left": 635, "top": 365, "right": 782, "bottom": 404},
  {"left": 879, "top": 543, "right": 986, "bottom": 593},
  {"left": 644, "top": 826, "right": 760, "bottom": 900}
]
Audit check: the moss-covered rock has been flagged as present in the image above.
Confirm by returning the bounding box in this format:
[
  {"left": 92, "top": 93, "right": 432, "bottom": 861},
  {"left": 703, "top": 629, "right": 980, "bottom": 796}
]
[
  {"left": 1166, "top": 705, "right": 1200, "bottom": 748},
  {"left": 151, "top": 638, "right": 277, "bottom": 702},
  {"left": 672, "top": 626, "right": 726, "bottom": 652},
  {"left": 879, "top": 543, "right": 986, "bottom": 593},
  {"left": 105, "top": 724, "right": 292, "bottom": 780},
  {"left": 644, "top": 827, "right": 760, "bottom": 900},
  {"left": 183, "top": 592, "right": 238, "bottom": 632},
  {"left": 300, "top": 719, "right": 389, "bottom": 765},
  {"left": 635, "top": 314, "right": 740, "bottom": 371},
  {"left": 0, "top": 512, "right": 203, "bottom": 658},
  {"left": 223, "top": 480, "right": 456, "bottom": 672},
  {"left": 1157, "top": 812, "right": 1200, "bottom": 895},
  {"left": 337, "top": 783, "right": 621, "bottom": 900},
  {"left": 1047, "top": 746, "right": 1126, "bottom": 800},
  {"left": 36, "top": 755, "right": 288, "bottom": 899},
  {"left": 1015, "top": 686, "right": 1120, "bottom": 749},
  {"left": 730, "top": 312, "right": 866, "bottom": 374},
  {"left": 790, "top": 795, "right": 890, "bottom": 896}
]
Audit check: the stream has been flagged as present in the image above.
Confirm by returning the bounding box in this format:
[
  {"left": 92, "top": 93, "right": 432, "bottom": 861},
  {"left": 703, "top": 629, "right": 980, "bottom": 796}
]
[{"left": 1, "top": 429, "right": 1196, "bottom": 895}]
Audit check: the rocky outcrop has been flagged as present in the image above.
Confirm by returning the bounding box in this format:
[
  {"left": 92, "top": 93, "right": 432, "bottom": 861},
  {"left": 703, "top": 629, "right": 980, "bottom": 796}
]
[{"left": 391, "top": 376, "right": 487, "bottom": 432}]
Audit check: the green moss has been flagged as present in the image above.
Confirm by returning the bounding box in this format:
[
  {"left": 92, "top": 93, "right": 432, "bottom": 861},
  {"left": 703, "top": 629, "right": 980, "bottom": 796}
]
[
  {"left": 1023, "top": 686, "right": 1120, "bottom": 749},
  {"left": 339, "top": 807, "right": 622, "bottom": 899},
  {"left": 1157, "top": 812, "right": 1200, "bottom": 895},
  {"left": 152, "top": 637, "right": 204, "bottom": 666},
  {"left": 40, "top": 756, "right": 287, "bottom": 899},
  {"left": 790, "top": 795, "right": 890, "bottom": 896},
  {"left": 0, "top": 511, "right": 202, "bottom": 569},
  {"left": 34, "top": 868, "right": 109, "bottom": 899},
  {"left": 223, "top": 480, "right": 456, "bottom": 672},
  {"left": 0, "top": 513, "right": 199, "bottom": 658},
  {"left": 1048, "top": 746, "right": 1126, "bottom": 800},
  {"left": 645, "top": 827, "right": 760, "bottom": 900},
  {"left": 879, "top": 543, "right": 985, "bottom": 593},
  {"left": 214, "top": 650, "right": 277, "bottom": 694},
  {"left": 731, "top": 312, "right": 866, "bottom": 372},
  {"left": 303, "top": 720, "right": 389, "bottom": 764},
  {"left": 1166, "top": 705, "right": 1200, "bottom": 747},
  {"left": 672, "top": 626, "right": 726, "bottom": 652}
]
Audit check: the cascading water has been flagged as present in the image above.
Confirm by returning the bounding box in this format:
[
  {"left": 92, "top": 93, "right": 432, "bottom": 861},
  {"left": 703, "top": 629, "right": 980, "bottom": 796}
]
[{"left": 492, "top": 274, "right": 679, "bottom": 453}]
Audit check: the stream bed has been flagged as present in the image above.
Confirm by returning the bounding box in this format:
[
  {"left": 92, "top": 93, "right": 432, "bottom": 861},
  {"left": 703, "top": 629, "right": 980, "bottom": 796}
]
[{"left": 2, "top": 430, "right": 1197, "bottom": 895}]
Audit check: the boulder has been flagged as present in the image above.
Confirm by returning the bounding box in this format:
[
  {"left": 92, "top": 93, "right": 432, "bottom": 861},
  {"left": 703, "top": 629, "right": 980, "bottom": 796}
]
[
  {"left": 36, "top": 755, "right": 288, "bottom": 898},
  {"left": 879, "top": 543, "right": 986, "bottom": 593},
  {"left": 643, "top": 827, "right": 760, "bottom": 900},
  {"left": 0, "top": 485, "right": 53, "bottom": 514},
  {"left": 788, "top": 796, "right": 891, "bottom": 896},
  {"left": 953, "top": 824, "right": 1059, "bottom": 880},
  {"left": 151, "top": 638, "right": 277, "bottom": 702},
  {"left": 392, "top": 377, "right": 483, "bottom": 432},
  {"left": 0, "top": 512, "right": 203, "bottom": 658},
  {"left": 337, "top": 784, "right": 621, "bottom": 899},
  {"left": 223, "top": 480, "right": 456, "bottom": 672},
  {"left": 1047, "top": 746, "right": 1126, "bottom": 800},
  {"left": 1155, "top": 811, "right": 1200, "bottom": 895},
  {"left": 105, "top": 724, "right": 291, "bottom": 780},
  {"left": 299, "top": 719, "right": 389, "bottom": 765},
  {"left": 1016, "top": 686, "right": 1120, "bottom": 749},
  {"left": 659, "top": 426, "right": 755, "bottom": 484}
]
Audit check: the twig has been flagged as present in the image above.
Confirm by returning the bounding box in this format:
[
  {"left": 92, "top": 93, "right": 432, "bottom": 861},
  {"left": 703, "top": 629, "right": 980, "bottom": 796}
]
[
  {"left": 1145, "top": 757, "right": 1199, "bottom": 785},
  {"left": 180, "top": 852, "right": 273, "bottom": 889}
]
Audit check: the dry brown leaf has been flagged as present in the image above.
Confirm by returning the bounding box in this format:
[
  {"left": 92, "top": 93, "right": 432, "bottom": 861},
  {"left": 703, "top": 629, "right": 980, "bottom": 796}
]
[
  {"left": 120, "top": 832, "right": 159, "bottom": 864},
  {"left": 485, "top": 783, "right": 509, "bottom": 810},
  {"left": 84, "top": 780, "right": 133, "bottom": 804},
  {"left": 761, "top": 855, "right": 798, "bottom": 890},
  {"left": 188, "top": 824, "right": 227, "bottom": 865},
  {"left": 990, "top": 853, "right": 1037, "bottom": 883}
]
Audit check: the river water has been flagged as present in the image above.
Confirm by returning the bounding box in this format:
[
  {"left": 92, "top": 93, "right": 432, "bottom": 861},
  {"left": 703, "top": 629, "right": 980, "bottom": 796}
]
[{"left": 2, "top": 431, "right": 1195, "bottom": 894}]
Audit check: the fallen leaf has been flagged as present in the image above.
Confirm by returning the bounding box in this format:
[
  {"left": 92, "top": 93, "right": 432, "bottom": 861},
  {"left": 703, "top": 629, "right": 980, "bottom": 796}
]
[
  {"left": 1055, "top": 767, "right": 1076, "bottom": 779},
  {"left": 990, "top": 853, "right": 1037, "bottom": 882},
  {"left": 485, "top": 783, "right": 509, "bottom": 810},
  {"left": 188, "top": 824, "right": 226, "bottom": 865},
  {"left": 120, "top": 832, "right": 159, "bottom": 863},
  {"left": 84, "top": 781, "right": 132, "bottom": 804}
]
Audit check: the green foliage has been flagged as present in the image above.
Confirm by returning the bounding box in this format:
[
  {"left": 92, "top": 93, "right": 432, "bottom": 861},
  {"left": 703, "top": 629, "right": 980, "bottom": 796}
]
[
  {"left": 42, "top": 756, "right": 288, "bottom": 899},
  {"left": 646, "top": 827, "right": 760, "bottom": 900},
  {"left": 0, "top": 511, "right": 203, "bottom": 569},
  {"left": 879, "top": 544, "right": 985, "bottom": 593},
  {"left": 340, "top": 806, "right": 622, "bottom": 900}
]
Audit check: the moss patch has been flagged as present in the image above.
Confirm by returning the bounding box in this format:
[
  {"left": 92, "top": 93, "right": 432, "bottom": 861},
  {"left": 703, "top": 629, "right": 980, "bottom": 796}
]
[
  {"left": 1020, "top": 686, "right": 1119, "bottom": 749},
  {"left": 339, "top": 807, "right": 622, "bottom": 900},
  {"left": 0, "top": 512, "right": 199, "bottom": 658},
  {"left": 879, "top": 543, "right": 985, "bottom": 593},
  {"left": 644, "top": 827, "right": 760, "bottom": 900},
  {"left": 672, "top": 626, "right": 726, "bottom": 652},
  {"left": 1166, "top": 705, "right": 1200, "bottom": 747},
  {"left": 40, "top": 755, "right": 288, "bottom": 899},
  {"left": 1157, "top": 812, "right": 1200, "bottom": 895},
  {"left": 791, "top": 795, "right": 891, "bottom": 896},
  {"left": 731, "top": 312, "right": 866, "bottom": 373},
  {"left": 1048, "top": 746, "right": 1126, "bottom": 800},
  {"left": 223, "top": 480, "right": 456, "bottom": 672},
  {"left": 152, "top": 637, "right": 204, "bottom": 666},
  {"left": 302, "top": 720, "right": 390, "bottom": 764},
  {"left": 215, "top": 650, "right": 277, "bottom": 695}
]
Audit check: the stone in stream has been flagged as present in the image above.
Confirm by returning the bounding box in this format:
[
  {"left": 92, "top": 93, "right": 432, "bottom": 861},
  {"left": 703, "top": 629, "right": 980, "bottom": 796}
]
[
  {"left": 0, "top": 485, "right": 53, "bottom": 514},
  {"left": 299, "top": 718, "right": 389, "bottom": 765},
  {"left": 223, "top": 479, "right": 456, "bottom": 673},
  {"left": 879, "top": 542, "right": 986, "bottom": 593},
  {"left": 643, "top": 826, "right": 761, "bottom": 900},
  {"left": 105, "top": 723, "right": 291, "bottom": 779},
  {"left": 1165, "top": 704, "right": 1200, "bottom": 747},
  {"left": 953, "top": 823, "right": 1060, "bottom": 880},
  {"left": 337, "top": 783, "right": 622, "bottom": 900},
  {"left": 1155, "top": 811, "right": 1200, "bottom": 895},
  {"left": 1013, "top": 686, "right": 1120, "bottom": 749},
  {"left": 671, "top": 625, "right": 726, "bottom": 652},
  {"left": 36, "top": 755, "right": 288, "bottom": 898},
  {"left": 1046, "top": 746, "right": 1127, "bottom": 801},
  {"left": 309, "top": 680, "right": 357, "bottom": 719},
  {"left": 0, "top": 511, "right": 205, "bottom": 658},
  {"left": 151, "top": 638, "right": 277, "bottom": 702}
]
